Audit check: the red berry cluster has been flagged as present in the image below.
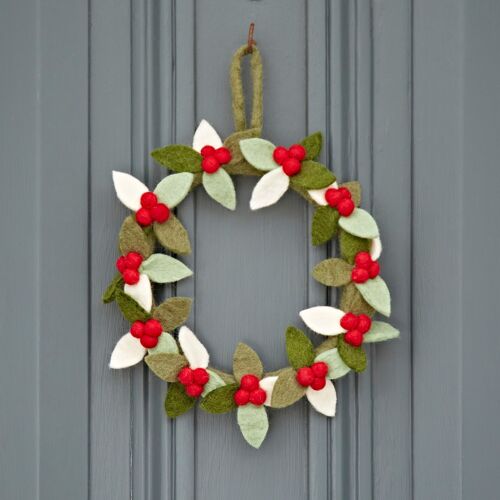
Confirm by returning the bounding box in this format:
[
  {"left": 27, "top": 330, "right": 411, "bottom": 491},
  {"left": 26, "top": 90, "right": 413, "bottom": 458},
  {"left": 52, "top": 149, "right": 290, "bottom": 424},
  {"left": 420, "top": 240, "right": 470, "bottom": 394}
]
[
  {"left": 200, "top": 146, "right": 232, "bottom": 174},
  {"left": 177, "top": 366, "right": 210, "bottom": 398},
  {"left": 116, "top": 251, "right": 143, "bottom": 285},
  {"left": 340, "top": 312, "right": 372, "bottom": 347},
  {"left": 273, "top": 144, "right": 307, "bottom": 176},
  {"left": 296, "top": 361, "right": 329, "bottom": 390},
  {"left": 324, "top": 186, "right": 355, "bottom": 216},
  {"left": 130, "top": 318, "right": 163, "bottom": 348},
  {"left": 351, "top": 251, "right": 380, "bottom": 284},
  {"left": 233, "top": 374, "right": 267, "bottom": 406},
  {"left": 136, "top": 192, "right": 170, "bottom": 227}
]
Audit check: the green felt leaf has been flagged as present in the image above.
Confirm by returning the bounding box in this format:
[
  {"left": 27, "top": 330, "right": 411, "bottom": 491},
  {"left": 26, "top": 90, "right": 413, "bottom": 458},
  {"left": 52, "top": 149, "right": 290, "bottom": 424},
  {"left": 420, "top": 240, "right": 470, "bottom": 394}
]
[
  {"left": 270, "top": 367, "right": 306, "bottom": 408},
  {"left": 339, "top": 230, "right": 371, "bottom": 264},
  {"left": 338, "top": 208, "right": 379, "bottom": 239},
  {"left": 148, "top": 332, "right": 179, "bottom": 355},
  {"left": 154, "top": 172, "right": 194, "bottom": 208},
  {"left": 340, "top": 282, "right": 375, "bottom": 316},
  {"left": 363, "top": 321, "right": 400, "bottom": 343},
  {"left": 115, "top": 289, "right": 150, "bottom": 323},
  {"left": 102, "top": 274, "right": 123, "bottom": 303},
  {"left": 151, "top": 145, "right": 202, "bottom": 173},
  {"left": 354, "top": 276, "right": 391, "bottom": 317},
  {"left": 223, "top": 128, "right": 262, "bottom": 175},
  {"left": 340, "top": 181, "right": 361, "bottom": 207},
  {"left": 152, "top": 297, "right": 192, "bottom": 331},
  {"left": 200, "top": 383, "right": 238, "bottom": 414},
  {"left": 290, "top": 161, "right": 335, "bottom": 189},
  {"left": 313, "top": 258, "right": 353, "bottom": 287},
  {"left": 140, "top": 254, "right": 193, "bottom": 283},
  {"left": 338, "top": 336, "right": 367, "bottom": 373},
  {"left": 165, "top": 382, "right": 196, "bottom": 418},
  {"left": 202, "top": 369, "right": 226, "bottom": 397},
  {"left": 314, "top": 348, "right": 351, "bottom": 379},
  {"left": 202, "top": 169, "right": 236, "bottom": 210},
  {"left": 119, "top": 215, "right": 155, "bottom": 258},
  {"left": 237, "top": 405, "right": 269, "bottom": 449},
  {"left": 145, "top": 353, "right": 188, "bottom": 382},
  {"left": 285, "top": 326, "right": 315, "bottom": 369},
  {"left": 301, "top": 132, "right": 323, "bottom": 160},
  {"left": 311, "top": 206, "right": 339, "bottom": 246},
  {"left": 239, "top": 138, "right": 279, "bottom": 171},
  {"left": 233, "top": 343, "right": 263, "bottom": 381},
  {"left": 153, "top": 214, "right": 191, "bottom": 255}
]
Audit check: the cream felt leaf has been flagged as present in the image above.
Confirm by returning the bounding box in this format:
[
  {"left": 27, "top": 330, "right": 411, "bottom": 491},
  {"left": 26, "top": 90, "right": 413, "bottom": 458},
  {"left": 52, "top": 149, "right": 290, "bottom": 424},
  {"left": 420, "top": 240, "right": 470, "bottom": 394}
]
[
  {"left": 339, "top": 208, "right": 379, "bottom": 239},
  {"left": 140, "top": 254, "right": 192, "bottom": 284},
  {"left": 154, "top": 172, "right": 194, "bottom": 208},
  {"left": 148, "top": 332, "right": 179, "bottom": 355},
  {"left": 239, "top": 138, "right": 279, "bottom": 171},
  {"left": 250, "top": 168, "right": 290, "bottom": 210},
  {"left": 112, "top": 171, "right": 149, "bottom": 212},
  {"left": 109, "top": 333, "right": 146, "bottom": 369},
  {"left": 202, "top": 370, "right": 226, "bottom": 397},
  {"left": 314, "top": 348, "right": 351, "bottom": 379},
  {"left": 178, "top": 326, "right": 209, "bottom": 369},
  {"left": 123, "top": 273, "right": 153, "bottom": 312},
  {"left": 370, "top": 236, "right": 382, "bottom": 261},
  {"left": 202, "top": 169, "right": 236, "bottom": 210},
  {"left": 308, "top": 181, "right": 338, "bottom": 206},
  {"left": 237, "top": 405, "right": 269, "bottom": 449},
  {"left": 192, "top": 119, "right": 223, "bottom": 152},
  {"left": 259, "top": 376, "right": 278, "bottom": 406},
  {"left": 354, "top": 276, "right": 391, "bottom": 317},
  {"left": 306, "top": 380, "right": 337, "bottom": 417},
  {"left": 299, "top": 306, "right": 347, "bottom": 336},
  {"left": 363, "top": 321, "right": 399, "bottom": 343}
]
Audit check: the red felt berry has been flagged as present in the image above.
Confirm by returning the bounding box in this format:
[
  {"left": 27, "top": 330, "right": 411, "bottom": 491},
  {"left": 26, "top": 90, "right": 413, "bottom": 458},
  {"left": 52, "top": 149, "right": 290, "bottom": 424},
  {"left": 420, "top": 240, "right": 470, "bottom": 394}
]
[
  {"left": 140, "top": 191, "right": 158, "bottom": 209},
  {"left": 357, "top": 314, "right": 372, "bottom": 334},
  {"left": 130, "top": 321, "right": 144, "bottom": 338},
  {"left": 296, "top": 366, "right": 315, "bottom": 387},
  {"left": 240, "top": 374, "right": 260, "bottom": 392},
  {"left": 116, "top": 256, "right": 128, "bottom": 273},
  {"left": 311, "top": 361, "right": 329, "bottom": 378},
  {"left": 338, "top": 187, "right": 351, "bottom": 199},
  {"left": 185, "top": 383, "right": 204, "bottom": 398},
  {"left": 351, "top": 267, "right": 369, "bottom": 283},
  {"left": 337, "top": 198, "right": 355, "bottom": 216},
  {"left": 214, "top": 147, "right": 232, "bottom": 165},
  {"left": 282, "top": 157, "right": 301, "bottom": 176},
  {"left": 177, "top": 366, "right": 194, "bottom": 385},
  {"left": 125, "top": 251, "right": 143, "bottom": 270},
  {"left": 310, "top": 377, "right": 327, "bottom": 391},
  {"left": 140, "top": 335, "right": 158, "bottom": 349},
  {"left": 249, "top": 388, "right": 267, "bottom": 406},
  {"left": 340, "top": 312, "right": 359, "bottom": 330},
  {"left": 192, "top": 368, "right": 209, "bottom": 386},
  {"left": 122, "top": 268, "right": 140, "bottom": 285},
  {"left": 234, "top": 389, "right": 250, "bottom": 406},
  {"left": 288, "top": 144, "right": 306, "bottom": 161},
  {"left": 273, "top": 146, "right": 289, "bottom": 165},
  {"left": 200, "top": 145, "right": 216, "bottom": 158},
  {"left": 324, "top": 188, "right": 343, "bottom": 207},
  {"left": 144, "top": 319, "right": 162, "bottom": 337},
  {"left": 201, "top": 156, "right": 220, "bottom": 174},
  {"left": 150, "top": 203, "right": 170, "bottom": 223},
  {"left": 344, "top": 329, "right": 363, "bottom": 347},
  {"left": 368, "top": 261, "right": 380, "bottom": 279},
  {"left": 354, "top": 251, "right": 372, "bottom": 270},
  {"left": 136, "top": 207, "right": 153, "bottom": 226}
]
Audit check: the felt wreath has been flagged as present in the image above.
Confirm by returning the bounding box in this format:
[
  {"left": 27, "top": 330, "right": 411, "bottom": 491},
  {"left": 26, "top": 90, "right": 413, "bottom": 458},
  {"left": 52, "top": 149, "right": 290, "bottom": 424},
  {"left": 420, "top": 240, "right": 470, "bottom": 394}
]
[{"left": 103, "top": 44, "right": 399, "bottom": 449}]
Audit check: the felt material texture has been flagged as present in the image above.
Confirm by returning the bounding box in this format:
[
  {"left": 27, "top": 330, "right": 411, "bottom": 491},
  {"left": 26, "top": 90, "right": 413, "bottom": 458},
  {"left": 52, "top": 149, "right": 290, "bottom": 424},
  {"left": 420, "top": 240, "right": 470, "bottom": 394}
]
[
  {"left": 119, "top": 216, "right": 155, "bottom": 258},
  {"left": 311, "top": 206, "right": 339, "bottom": 245},
  {"left": 109, "top": 333, "right": 146, "bottom": 369},
  {"left": 165, "top": 382, "right": 196, "bottom": 418},
  {"left": 153, "top": 215, "right": 191, "bottom": 255},
  {"left": 259, "top": 376, "right": 278, "bottom": 406},
  {"left": 239, "top": 138, "right": 279, "bottom": 171},
  {"left": 202, "top": 169, "right": 236, "bottom": 210},
  {"left": 250, "top": 167, "right": 290, "bottom": 210},
  {"left": 289, "top": 161, "right": 336, "bottom": 190},
  {"left": 202, "top": 369, "right": 226, "bottom": 397},
  {"left": 148, "top": 332, "right": 179, "bottom": 355},
  {"left": 123, "top": 273, "right": 153, "bottom": 312},
  {"left": 339, "top": 208, "right": 379, "bottom": 239},
  {"left": 115, "top": 288, "right": 150, "bottom": 323},
  {"left": 233, "top": 343, "right": 263, "bottom": 381},
  {"left": 341, "top": 181, "right": 362, "bottom": 207},
  {"left": 338, "top": 336, "right": 367, "bottom": 372},
  {"left": 152, "top": 297, "right": 192, "bottom": 331},
  {"left": 314, "top": 348, "right": 351, "bottom": 379},
  {"left": 151, "top": 145, "right": 202, "bottom": 173},
  {"left": 301, "top": 132, "right": 323, "bottom": 160},
  {"left": 314, "top": 337, "right": 338, "bottom": 355},
  {"left": 306, "top": 380, "right": 337, "bottom": 417},
  {"left": 200, "top": 383, "right": 238, "bottom": 414},
  {"left": 308, "top": 181, "right": 338, "bottom": 206},
  {"left": 370, "top": 236, "right": 383, "bottom": 261},
  {"left": 363, "top": 321, "right": 400, "bottom": 343},
  {"left": 340, "top": 282, "right": 375, "bottom": 316},
  {"left": 270, "top": 367, "right": 306, "bottom": 408},
  {"left": 313, "top": 258, "right": 353, "bottom": 286},
  {"left": 354, "top": 276, "right": 391, "bottom": 317},
  {"left": 299, "top": 306, "right": 347, "bottom": 336},
  {"left": 223, "top": 128, "right": 262, "bottom": 175},
  {"left": 237, "top": 405, "right": 269, "bottom": 449},
  {"left": 285, "top": 326, "right": 315, "bottom": 369},
  {"left": 145, "top": 353, "right": 188, "bottom": 381},
  {"left": 192, "top": 119, "right": 223, "bottom": 152},
  {"left": 179, "top": 326, "right": 209, "bottom": 369},
  {"left": 154, "top": 172, "right": 194, "bottom": 209},
  {"left": 112, "top": 171, "right": 149, "bottom": 211},
  {"left": 140, "top": 254, "right": 192, "bottom": 284},
  {"left": 339, "top": 230, "right": 371, "bottom": 264},
  {"left": 102, "top": 273, "right": 123, "bottom": 303}
]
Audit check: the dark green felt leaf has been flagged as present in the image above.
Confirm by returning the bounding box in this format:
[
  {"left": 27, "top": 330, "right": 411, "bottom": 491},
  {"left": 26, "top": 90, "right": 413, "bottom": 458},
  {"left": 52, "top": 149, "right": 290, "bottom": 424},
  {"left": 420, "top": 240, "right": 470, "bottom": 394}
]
[
  {"left": 290, "top": 161, "right": 335, "bottom": 189},
  {"left": 199, "top": 383, "right": 238, "bottom": 414},
  {"left": 270, "top": 367, "right": 306, "bottom": 408},
  {"left": 285, "top": 326, "right": 315, "bottom": 369},
  {"left": 115, "top": 289, "right": 150, "bottom": 323},
  {"left": 339, "top": 229, "right": 371, "bottom": 264},
  {"left": 153, "top": 297, "right": 192, "bottom": 331},
  {"left": 151, "top": 145, "right": 202, "bottom": 173},
  {"left": 165, "top": 382, "right": 196, "bottom": 418},
  {"left": 312, "top": 206, "right": 339, "bottom": 245},
  {"left": 102, "top": 274, "right": 123, "bottom": 304},
  {"left": 153, "top": 214, "right": 191, "bottom": 255},
  {"left": 313, "top": 258, "right": 353, "bottom": 287},
  {"left": 119, "top": 215, "right": 155, "bottom": 258},
  {"left": 338, "top": 336, "right": 367, "bottom": 373},
  {"left": 301, "top": 132, "right": 323, "bottom": 160}
]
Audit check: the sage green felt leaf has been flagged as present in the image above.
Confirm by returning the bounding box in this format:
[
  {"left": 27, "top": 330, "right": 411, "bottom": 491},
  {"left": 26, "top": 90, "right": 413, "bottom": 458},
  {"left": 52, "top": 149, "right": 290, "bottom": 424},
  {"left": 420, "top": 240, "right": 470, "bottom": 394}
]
[
  {"left": 239, "top": 138, "right": 279, "bottom": 171},
  {"left": 165, "top": 382, "right": 196, "bottom": 418},
  {"left": 151, "top": 145, "right": 202, "bottom": 173},
  {"left": 338, "top": 336, "right": 367, "bottom": 372},
  {"left": 145, "top": 353, "right": 188, "bottom": 381},
  {"left": 301, "top": 132, "right": 323, "bottom": 160},
  {"left": 152, "top": 297, "right": 192, "bottom": 331},
  {"left": 202, "top": 169, "right": 236, "bottom": 210},
  {"left": 200, "top": 383, "right": 238, "bottom": 414},
  {"left": 313, "top": 258, "right": 353, "bottom": 287},
  {"left": 224, "top": 128, "right": 262, "bottom": 175},
  {"left": 285, "top": 326, "right": 315, "bottom": 369},
  {"left": 270, "top": 367, "right": 306, "bottom": 408},
  {"left": 148, "top": 333, "right": 179, "bottom": 355},
  {"left": 154, "top": 172, "right": 194, "bottom": 208},
  {"left": 363, "top": 321, "right": 399, "bottom": 343},
  {"left": 290, "top": 161, "right": 335, "bottom": 189},
  {"left": 314, "top": 348, "right": 351, "bottom": 379},
  {"left": 340, "top": 181, "right": 361, "bottom": 207},
  {"left": 153, "top": 214, "right": 191, "bottom": 255},
  {"left": 233, "top": 343, "right": 263, "bottom": 381},
  {"left": 354, "top": 276, "right": 391, "bottom": 317},
  {"left": 312, "top": 206, "right": 339, "bottom": 245},
  {"left": 115, "top": 289, "right": 150, "bottom": 323},
  {"left": 140, "top": 254, "right": 193, "bottom": 283},
  {"left": 340, "top": 282, "right": 375, "bottom": 316},
  {"left": 119, "top": 215, "right": 155, "bottom": 258},
  {"left": 102, "top": 274, "right": 123, "bottom": 303},
  {"left": 202, "top": 369, "right": 226, "bottom": 397},
  {"left": 338, "top": 208, "right": 379, "bottom": 239},
  {"left": 237, "top": 405, "right": 269, "bottom": 449},
  {"left": 339, "top": 230, "right": 371, "bottom": 264}
]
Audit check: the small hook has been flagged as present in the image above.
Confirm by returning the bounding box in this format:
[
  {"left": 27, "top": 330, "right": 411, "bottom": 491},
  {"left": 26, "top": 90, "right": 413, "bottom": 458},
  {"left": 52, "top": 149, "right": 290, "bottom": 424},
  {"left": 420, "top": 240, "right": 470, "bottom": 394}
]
[{"left": 247, "top": 22, "right": 255, "bottom": 52}]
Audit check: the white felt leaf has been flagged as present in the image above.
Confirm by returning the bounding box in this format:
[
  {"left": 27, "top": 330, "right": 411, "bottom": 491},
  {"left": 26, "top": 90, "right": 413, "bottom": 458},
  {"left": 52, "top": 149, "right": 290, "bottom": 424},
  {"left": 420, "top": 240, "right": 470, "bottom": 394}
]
[
  {"left": 123, "top": 273, "right": 152, "bottom": 312},
  {"left": 299, "top": 306, "right": 346, "bottom": 336},
  {"left": 154, "top": 172, "right": 194, "bottom": 208},
  {"left": 140, "top": 254, "right": 193, "bottom": 284},
  {"left": 192, "top": 119, "right": 222, "bottom": 152},
  {"left": 250, "top": 168, "right": 290, "bottom": 210},
  {"left": 370, "top": 236, "right": 382, "bottom": 261},
  {"left": 308, "top": 181, "right": 338, "bottom": 206},
  {"left": 147, "top": 332, "right": 179, "bottom": 355},
  {"left": 109, "top": 333, "right": 146, "bottom": 369},
  {"left": 237, "top": 405, "right": 269, "bottom": 449},
  {"left": 259, "top": 376, "right": 278, "bottom": 406},
  {"left": 363, "top": 321, "right": 399, "bottom": 343},
  {"left": 202, "top": 169, "right": 236, "bottom": 210},
  {"left": 306, "top": 379, "right": 337, "bottom": 417},
  {"left": 239, "top": 138, "right": 279, "bottom": 171},
  {"left": 339, "top": 208, "right": 379, "bottom": 239},
  {"left": 112, "top": 171, "right": 149, "bottom": 212},
  {"left": 178, "top": 326, "right": 209, "bottom": 369},
  {"left": 354, "top": 276, "right": 391, "bottom": 317},
  {"left": 314, "top": 348, "right": 351, "bottom": 379},
  {"left": 201, "top": 369, "right": 226, "bottom": 397}
]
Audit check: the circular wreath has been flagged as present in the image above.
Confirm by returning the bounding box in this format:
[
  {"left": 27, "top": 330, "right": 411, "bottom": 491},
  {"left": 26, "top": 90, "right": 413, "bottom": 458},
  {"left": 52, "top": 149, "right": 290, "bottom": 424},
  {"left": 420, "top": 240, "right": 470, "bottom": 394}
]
[{"left": 103, "top": 45, "right": 399, "bottom": 449}]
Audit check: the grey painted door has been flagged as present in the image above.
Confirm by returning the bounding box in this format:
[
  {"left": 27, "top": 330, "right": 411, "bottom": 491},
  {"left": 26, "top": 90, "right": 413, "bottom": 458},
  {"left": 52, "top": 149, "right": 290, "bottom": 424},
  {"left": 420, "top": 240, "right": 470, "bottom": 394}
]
[{"left": 2, "top": 0, "right": 500, "bottom": 499}]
